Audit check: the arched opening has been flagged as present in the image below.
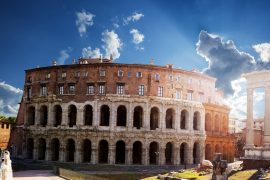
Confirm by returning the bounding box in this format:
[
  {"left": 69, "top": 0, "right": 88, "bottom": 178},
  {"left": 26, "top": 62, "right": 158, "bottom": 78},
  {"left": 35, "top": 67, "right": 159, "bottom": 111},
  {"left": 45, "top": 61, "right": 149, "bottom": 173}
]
[
  {"left": 68, "top": 105, "right": 77, "bottom": 127},
  {"left": 222, "top": 144, "right": 227, "bottom": 160},
  {"left": 205, "top": 144, "right": 212, "bottom": 161},
  {"left": 193, "top": 111, "right": 200, "bottom": 130},
  {"left": 51, "top": 138, "right": 60, "bottom": 161},
  {"left": 54, "top": 105, "right": 62, "bottom": 127},
  {"left": 115, "top": 140, "right": 126, "bottom": 164},
  {"left": 150, "top": 107, "right": 159, "bottom": 130},
  {"left": 223, "top": 116, "right": 227, "bottom": 133},
  {"left": 26, "top": 138, "right": 34, "bottom": 159},
  {"left": 133, "top": 106, "right": 143, "bottom": 129},
  {"left": 181, "top": 110, "right": 188, "bottom": 129},
  {"left": 215, "top": 144, "right": 221, "bottom": 153},
  {"left": 39, "top": 106, "right": 48, "bottom": 127},
  {"left": 37, "top": 138, "right": 46, "bottom": 160},
  {"left": 100, "top": 105, "right": 110, "bottom": 126},
  {"left": 193, "top": 142, "right": 200, "bottom": 164},
  {"left": 149, "top": 142, "right": 159, "bottom": 165},
  {"left": 215, "top": 115, "right": 220, "bottom": 132},
  {"left": 83, "top": 139, "right": 92, "bottom": 162},
  {"left": 180, "top": 142, "right": 188, "bottom": 165},
  {"left": 132, "top": 141, "right": 142, "bottom": 164},
  {"left": 98, "top": 140, "right": 109, "bottom": 163},
  {"left": 205, "top": 113, "right": 211, "bottom": 131},
  {"left": 165, "top": 108, "right": 174, "bottom": 129},
  {"left": 66, "top": 139, "right": 75, "bottom": 162},
  {"left": 84, "top": 105, "right": 93, "bottom": 126},
  {"left": 27, "top": 106, "right": 35, "bottom": 126},
  {"left": 165, "top": 142, "right": 173, "bottom": 164},
  {"left": 116, "top": 105, "right": 127, "bottom": 126}
]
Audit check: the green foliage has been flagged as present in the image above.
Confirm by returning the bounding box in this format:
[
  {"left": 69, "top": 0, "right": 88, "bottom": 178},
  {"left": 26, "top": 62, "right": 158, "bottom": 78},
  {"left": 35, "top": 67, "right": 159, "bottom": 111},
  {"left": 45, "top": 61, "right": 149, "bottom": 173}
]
[{"left": 0, "top": 114, "right": 16, "bottom": 124}]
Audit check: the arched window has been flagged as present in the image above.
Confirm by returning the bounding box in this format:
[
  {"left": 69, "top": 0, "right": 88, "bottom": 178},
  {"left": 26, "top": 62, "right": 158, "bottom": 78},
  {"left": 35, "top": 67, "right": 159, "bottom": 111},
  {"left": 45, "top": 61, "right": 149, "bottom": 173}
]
[
  {"left": 149, "top": 142, "right": 159, "bottom": 165},
  {"left": 193, "top": 111, "right": 200, "bottom": 130},
  {"left": 205, "top": 144, "right": 212, "bottom": 161},
  {"left": 193, "top": 142, "right": 200, "bottom": 164},
  {"left": 132, "top": 141, "right": 142, "bottom": 164},
  {"left": 133, "top": 106, "right": 143, "bottom": 129},
  {"left": 165, "top": 108, "right": 174, "bottom": 129},
  {"left": 205, "top": 113, "right": 211, "bottom": 131},
  {"left": 68, "top": 105, "right": 77, "bottom": 127},
  {"left": 180, "top": 110, "right": 188, "bottom": 129},
  {"left": 180, "top": 142, "right": 188, "bottom": 165},
  {"left": 51, "top": 138, "right": 60, "bottom": 161},
  {"left": 98, "top": 140, "right": 109, "bottom": 163},
  {"left": 27, "top": 106, "right": 35, "bottom": 126},
  {"left": 82, "top": 139, "right": 92, "bottom": 162},
  {"left": 39, "top": 106, "right": 48, "bottom": 127},
  {"left": 115, "top": 140, "right": 126, "bottom": 164},
  {"left": 26, "top": 138, "right": 34, "bottom": 159},
  {"left": 165, "top": 142, "right": 173, "bottom": 164},
  {"left": 100, "top": 105, "right": 110, "bottom": 126},
  {"left": 116, "top": 105, "right": 127, "bottom": 126},
  {"left": 53, "top": 105, "right": 62, "bottom": 127},
  {"left": 215, "top": 115, "right": 220, "bottom": 132},
  {"left": 150, "top": 107, "right": 159, "bottom": 130},
  {"left": 84, "top": 105, "right": 93, "bottom": 126},
  {"left": 66, "top": 139, "right": 75, "bottom": 162},
  {"left": 37, "top": 138, "right": 46, "bottom": 160}
]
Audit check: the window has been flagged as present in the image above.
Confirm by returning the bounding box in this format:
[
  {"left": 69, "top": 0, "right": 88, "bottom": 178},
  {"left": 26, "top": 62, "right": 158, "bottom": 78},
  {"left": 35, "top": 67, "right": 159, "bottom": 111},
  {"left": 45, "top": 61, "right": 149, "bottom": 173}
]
[
  {"left": 127, "top": 72, "right": 132, "bottom": 78},
  {"left": 27, "top": 76, "right": 32, "bottom": 83},
  {"left": 118, "top": 70, "right": 123, "bottom": 77},
  {"left": 82, "top": 71, "right": 88, "bottom": 77},
  {"left": 61, "top": 72, "right": 66, "bottom": 78},
  {"left": 136, "top": 72, "right": 142, "bottom": 78},
  {"left": 46, "top": 73, "right": 51, "bottom": 79},
  {"left": 187, "top": 91, "right": 193, "bottom": 100},
  {"left": 176, "top": 90, "right": 182, "bottom": 99},
  {"left": 68, "top": 84, "right": 75, "bottom": 94},
  {"left": 158, "top": 86, "right": 163, "bottom": 97},
  {"left": 1, "top": 124, "right": 4, "bottom": 129},
  {"left": 40, "top": 84, "right": 47, "bottom": 96},
  {"left": 139, "top": 85, "right": 144, "bottom": 96},
  {"left": 87, "top": 84, "right": 95, "bottom": 94},
  {"left": 100, "top": 70, "right": 105, "bottom": 76},
  {"left": 6, "top": 124, "right": 9, "bottom": 129},
  {"left": 169, "top": 75, "right": 173, "bottom": 81},
  {"left": 155, "top": 74, "right": 160, "bottom": 81},
  {"left": 117, "top": 84, "right": 124, "bottom": 95},
  {"left": 177, "top": 76, "right": 181, "bottom": 82},
  {"left": 27, "top": 86, "right": 32, "bottom": 99},
  {"left": 199, "top": 93, "right": 204, "bottom": 102},
  {"left": 75, "top": 71, "right": 80, "bottom": 78},
  {"left": 58, "top": 85, "right": 64, "bottom": 95},
  {"left": 99, "top": 84, "right": 105, "bottom": 95}
]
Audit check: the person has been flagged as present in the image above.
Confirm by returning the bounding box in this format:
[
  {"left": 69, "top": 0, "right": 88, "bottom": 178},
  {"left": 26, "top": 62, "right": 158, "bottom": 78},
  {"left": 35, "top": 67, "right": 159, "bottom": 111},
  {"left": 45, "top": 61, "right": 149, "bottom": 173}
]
[{"left": 1, "top": 150, "right": 13, "bottom": 180}]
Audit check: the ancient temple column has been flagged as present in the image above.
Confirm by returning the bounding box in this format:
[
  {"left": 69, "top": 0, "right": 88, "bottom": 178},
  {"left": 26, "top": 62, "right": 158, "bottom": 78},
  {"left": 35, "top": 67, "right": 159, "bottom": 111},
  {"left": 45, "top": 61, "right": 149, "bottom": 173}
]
[
  {"left": 77, "top": 108, "right": 84, "bottom": 126},
  {"left": 127, "top": 104, "right": 133, "bottom": 131},
  {"left": 108, "top": 144, "right": 115, "bottom": 164},
  {"left": 61, "top": 107, "right": 68, "bottom": 126},
  {"left": 91, "top": 142, "right": 98, "bottom": 164},
  {"left": 75, "top": 141, "right": 82, "bottom": 163},
  {"left": 35, "top": 104, "right": 40, "bottom": 126},
  {"left": 175, "top": 108, "right": 180, "bottom": 133},
  {"left": 142, "top": 146, "right": 149, "bottom": 165},
  {"left": 264, "top": 87, "right": 270, "bottom": 147},
  {"left": 59, "top": 142, "right": 65, "bottom": 162},
  {"left": 173, "top": 144, "right": 180, "bottom": 165},
  {"left": 126, "top": 145, "right": 132, "bottom": 165},
  {"left": 160, "top": 108, "right": 165, "bottom": 131},
  {"left": 110, "top": 104, "right": 115, "bottom": 131},
  {"left": 47, "top": 103, "right": 53, "bottom": 127},
  {"left": 93, "top": 101, "right": 98, "bottom": 127},
  {"left": 245, "top": 88, "right": 254, "bottom": 148}
]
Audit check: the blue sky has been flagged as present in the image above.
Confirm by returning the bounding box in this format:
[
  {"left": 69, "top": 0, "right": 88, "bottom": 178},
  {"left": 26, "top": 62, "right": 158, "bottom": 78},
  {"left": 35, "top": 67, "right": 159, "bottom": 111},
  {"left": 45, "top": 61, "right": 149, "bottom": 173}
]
[{"left": 1, "top": 0, "right": 270, "bottom": 118}]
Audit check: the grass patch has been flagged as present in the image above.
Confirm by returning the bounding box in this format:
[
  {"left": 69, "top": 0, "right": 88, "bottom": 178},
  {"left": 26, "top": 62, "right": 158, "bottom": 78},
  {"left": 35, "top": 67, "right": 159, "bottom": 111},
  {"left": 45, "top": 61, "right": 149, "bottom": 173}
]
[{"left": 228, "top": 169, "right": 257, "bottom": 180}]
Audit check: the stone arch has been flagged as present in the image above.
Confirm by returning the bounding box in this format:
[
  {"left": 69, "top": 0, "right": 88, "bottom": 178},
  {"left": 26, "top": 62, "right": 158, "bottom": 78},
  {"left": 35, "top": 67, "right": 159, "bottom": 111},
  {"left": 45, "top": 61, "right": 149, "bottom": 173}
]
[
  {"left": 39, "top": 105, "right": 48, "bottom": 127},
  {"left": 98, "top": 140, "right": 109, "bottom": 163},
  {"left": 100, "top": 105, "right": 110, "bottom": 126},
  {"left": 115, "top": 140, "right": 126, "bottom": 164},
  {"left": 180, "top": 142, "right": 188, "bottom": 164},
  {"left": 193, "top": 142, "right": 200, "bottom": 164},
  {"left": 205, "top": 113, "right": 211, "bottom": 131},
  {"left": 51, "top": 138, "right": 60, "bottom": 161},
  {"left": 215, "top": 144, "right": 221, "bottom": 153},
  {"left": 26, "top": 138, "right": 34, "bottom": 159},
  {"left": 37, "top": 138, "right": 46, "bottom": 160},
  {"left": 133, "top": 106, "right": 143, "bottom": 129},
  {"left": 150, "top": 107, "right": 159, "bottom": 130},
  {"left": 84, "top": 105, "right": 93, "bottom": 126},
  {"left": 68, "top": 105, "right": 77, "bottom": 127},
  {"left": 215, "top": 114, "right": 220, "bottom": 132},
  {"left": 53, "top": 105, "right": 62, "bottom": 127},
  {"left": 132, "top": 141, "right": 142, "bottom": 164},
  {"left": 27, "top": 106, "right": 35, "bottom": 126},
  {"left": 193, "top": 111, "right": 200, "bottom": 130},
  {"left": 205, "top": 144, "right": 212, "bottom": 161},
  {"left": 165, "top": 108, "right": 175, "bottom": 129},
  {"left": 82, "top": 139, "right": 92, "bottom": 162},
  {"left": 149, "top": 141, "right": 159, "bottom": 165},
  {"left": 181, "top": 109, "right": 189, "bottom": 130},
  {"left": 66, "top": 139, "right": 75, "bottom": 162},
  {"left": 165, "top": 142, "right": 173, "bottom": 164},
  {"left": 117, "top": 105, "right": 127, "bottom": 126}
]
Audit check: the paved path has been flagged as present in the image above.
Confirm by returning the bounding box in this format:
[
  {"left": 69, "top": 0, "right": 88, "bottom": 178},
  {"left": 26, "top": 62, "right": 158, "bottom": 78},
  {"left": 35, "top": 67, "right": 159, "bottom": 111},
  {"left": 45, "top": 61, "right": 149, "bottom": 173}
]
[{"left": 13, "top": 170, "right": 64, "bottom": 180}]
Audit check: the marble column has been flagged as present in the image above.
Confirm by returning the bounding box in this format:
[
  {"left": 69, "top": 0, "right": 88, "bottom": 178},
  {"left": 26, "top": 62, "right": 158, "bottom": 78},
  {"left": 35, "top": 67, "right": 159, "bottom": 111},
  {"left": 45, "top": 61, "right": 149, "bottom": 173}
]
[
  {"left": 108, "top": 145, "right": 115, "bottom": 164},
  {"left": 245, "top": 88, "right": 254, "bottom": 148},
  {"left": 264, "top": 87, "right": 270, "bottom": 147}
]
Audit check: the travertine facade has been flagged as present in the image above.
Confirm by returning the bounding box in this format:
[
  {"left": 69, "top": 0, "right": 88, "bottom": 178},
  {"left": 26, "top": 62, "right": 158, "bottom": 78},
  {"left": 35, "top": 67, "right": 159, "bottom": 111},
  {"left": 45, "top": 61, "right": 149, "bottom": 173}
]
[{"left": 10, "top": 58, "right": 230, "bottom": 165}]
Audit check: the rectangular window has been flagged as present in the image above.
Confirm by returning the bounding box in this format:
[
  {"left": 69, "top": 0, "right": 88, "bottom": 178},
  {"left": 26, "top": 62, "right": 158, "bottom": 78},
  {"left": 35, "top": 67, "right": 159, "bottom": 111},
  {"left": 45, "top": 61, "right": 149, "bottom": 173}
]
[
  {"left": 118, "top": 70, "right": 123, "bottom": 77},
  {"left": 87, "top": 85, "right": 95, "bottom": 94},
  {"left": 128, "top": 72, "right": 132, "bottom": 78},
  {"left": 117, "top": 84, "right": 124, "bottom": 95},
  {"left": 155, "top": 74, "right": 160, "bottom": 81},
  {"left": 136, "top": 72, "right": 142, "bottom": 78},
  {"left": 99, "top": 84, "right": 105, "bottom": 95},
  {"left": 27, "top": 86, "right": 32, "bottom": 99},
  {"left": 75, "top": 71, "right": 80, "bottom": 78},
  {"left": 169, "top": 75, "right": 173, "bottom": 81},
  {"left": 176, "top": 90, "right": 182, "bottom": 99},
  {"left": 40, "top": 84, "right": 47, "bottom": 96},
  {"left": 6, "top": 124, "right": 9, "bottom": 129},
  {"left": 177, "top": 76, "right": 181, "bottom": 82},
  {"left": 100, "top": 70, "right": 106, "bottom": 77},
  {"left": 158, "top": 86, "right": 163, "bottom": 97},
  {"left": 58, "top": 85, "right": 64, "bottom": 95},
  {"left": 46, "top": 73, "right": 51, "bottom": 79},
  {"left": 69, "top": 84, "right": 75, "bottom": 94},
  {"left": 187, "top": 91, "right": 193, "bottom": 100},
  {"left": 61, "top": 72, "right": 66, "bottom": 78},
  {"left": 82, "top": 71, "right": 88, "bottom": 77},
  {"left": 139, "top": 85, "right": 144, "bottom": 96},
  {"left": 199, "top": 92, "right": 204, "bottom": 102}
]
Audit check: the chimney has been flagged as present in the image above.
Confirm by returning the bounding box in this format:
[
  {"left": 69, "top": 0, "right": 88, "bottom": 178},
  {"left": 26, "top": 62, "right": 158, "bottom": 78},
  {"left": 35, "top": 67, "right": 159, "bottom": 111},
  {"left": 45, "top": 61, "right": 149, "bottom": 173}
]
[
  {"left": 166, "top": 64, "right": 173, "bottom": 69},
  {"left": 99, "top": 55, "right": 102, "bottom": 63},
  {"left": 110, "top": 54, "right": 113, "bottom": 61},
  {"left": 52, "top": 60, "right": 57, "bottom": 66}
]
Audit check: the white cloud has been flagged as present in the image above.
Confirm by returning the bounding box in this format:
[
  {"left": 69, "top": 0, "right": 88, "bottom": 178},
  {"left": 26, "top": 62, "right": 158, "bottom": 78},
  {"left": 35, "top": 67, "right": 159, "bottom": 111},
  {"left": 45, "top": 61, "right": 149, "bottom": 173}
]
[
  {"left": 123, "top": 12, "right": 144, "bottom": 25},
  {"left": 102, "top": 30, "right": 122, "bottom": 60},
  {"left": 76, "top": 10, "right": 95, "bottom": 37},
  {"left": 58, "top": 47, "right": 72, "bottom": 65},
  {"left": 82, "top": 46, "right": 101, "bottom": 58},
  {"left": 253, "top": 43, "right": 270, "bottom": 62},
  {"left": 130, "top": 29, "right": 144, "bottom": 44},
  {"left": 0, "top": 81, "right": 23, "bottom": 116},
  {"left": 113, "top": 23, "right": 120, "bottom": 29}
]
